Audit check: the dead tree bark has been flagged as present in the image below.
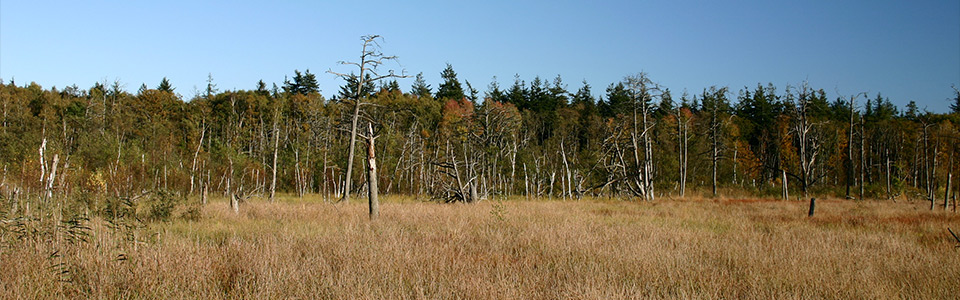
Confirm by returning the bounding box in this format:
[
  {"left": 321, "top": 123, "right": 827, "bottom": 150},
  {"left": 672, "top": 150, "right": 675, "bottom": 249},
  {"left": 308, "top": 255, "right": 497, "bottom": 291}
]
[
  {"left": 791, "top": 83, "right": 823, "bottom": 200},
  {"left": 560, "top": 139, "right": 572, "bottom": 199},
  {"left": 625, "top": 73, "right": 657, "bottom": 201},
  {"left": 886, "top": 148, "right": 893, "bottom": 200},
  {"left": 190, "top": 120, "right": 205, "bottom": 195},
  {"left": 46, "top": 154, "right": 59, "bottom": 200},
  {"left": 844, "top": 93, "right": 865, "bottom": 199},
  {"left": 945, "top": 146, "right": 953, "bottom": 210},
  {"left": 269, "top": 109, "right": 280, "bottom": 202},
  {"left": 860, "top": 115, "right": 866, "bottom": 200},
  {"left": 328, "top": 35, "right": 407, "bottom": 204},
  {"left": 922, "top": 121, "right": 935, "bottom": 209},
  {"left": 365, "top": 123, "right": 379, "bottom": 219},
  {"left": 676, "top": 105, "right": 690, "bottom": 197},
  {"left": 782, "top": 169, "right": 789, "bottom": 201}
]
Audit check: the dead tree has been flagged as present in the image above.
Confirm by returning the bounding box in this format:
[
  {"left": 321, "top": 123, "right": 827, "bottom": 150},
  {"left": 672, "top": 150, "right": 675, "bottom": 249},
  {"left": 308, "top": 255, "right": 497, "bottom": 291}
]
[
  {"left": 702, "top": 87, "right": 729, "bottom": 197},
  {"left": 269, "top": 107, "right": 280, "bottom": 202},
  {"left": 675, "top": 97, "right": 692, "bottom": 197},
  {"left": 189, "top": 119, "right": 205, "bottom": 195},
  {"left": 357, "top": 122, "right": 380, "bottom": 219},
  {"left": 920, "top": 119, "right": 936, "bottom": 209},
  {"left": 624, "top": 73, "right": 658, "bottom": 201},
  {"left": 843, "top": 92, "right": 866, "bottom": 199},
  {"left": 790, "top": 83, "right": 824, "bottom": 199},
  {"left": 944, "top": 138, "right": 954, "bottom": 210},
  {"left": 328, "top": 34, "right": 407, "bottom": 203},
  {"left": 433, "top": 141, "right": 478, "bottom": 203}
]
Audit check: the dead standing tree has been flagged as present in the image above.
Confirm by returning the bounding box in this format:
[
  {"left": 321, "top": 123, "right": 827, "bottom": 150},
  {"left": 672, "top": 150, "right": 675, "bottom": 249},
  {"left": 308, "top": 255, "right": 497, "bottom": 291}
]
[
  {"left": 674, "top": 94, "right": 693, "bottom": 198},
  {"left": 788, "top": 82, "right": 826, "bottom": 199},
  {"left": 701, "top": 86, "right": 730, "bottom": 197},
  {"left": 624, "top": 73, "right": 658, "bottom": 201},
  {"left": 358, "top": 122, "right": 380, "bottom": 219},
  {"left": 842, "top": 92, "right": 866, "bottom": 199},
  {"left": 328, "top": 35, "right": 407, "bottom": 205}
]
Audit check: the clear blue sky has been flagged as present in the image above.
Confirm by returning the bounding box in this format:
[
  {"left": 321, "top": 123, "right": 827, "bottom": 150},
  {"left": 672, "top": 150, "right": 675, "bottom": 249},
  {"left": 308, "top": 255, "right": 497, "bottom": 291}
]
[{"left": 2, "top": 1, "right": 958, "bottom": 112}]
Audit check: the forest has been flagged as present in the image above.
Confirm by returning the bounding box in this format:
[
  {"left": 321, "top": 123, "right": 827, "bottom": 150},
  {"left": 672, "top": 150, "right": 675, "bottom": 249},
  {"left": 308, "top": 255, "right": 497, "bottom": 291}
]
[
  {"left": 3, "top": 35, "right": 960, "bottom": 297},
  {"left": 1, "top": 61, "right": 959, "bottom": 209}
]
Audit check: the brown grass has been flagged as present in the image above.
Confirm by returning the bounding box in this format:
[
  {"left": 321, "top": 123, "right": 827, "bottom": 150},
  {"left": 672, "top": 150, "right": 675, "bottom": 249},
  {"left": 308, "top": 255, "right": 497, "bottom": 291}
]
[{"left": 2, "top": 196, "right": 959, "bottom": 299}]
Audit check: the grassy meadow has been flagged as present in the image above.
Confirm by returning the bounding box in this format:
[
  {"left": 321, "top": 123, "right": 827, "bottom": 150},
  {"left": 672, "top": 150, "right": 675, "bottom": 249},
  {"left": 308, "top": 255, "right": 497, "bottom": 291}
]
[{"left": 2, "top": 195, "right": 959, "bottom": 299}]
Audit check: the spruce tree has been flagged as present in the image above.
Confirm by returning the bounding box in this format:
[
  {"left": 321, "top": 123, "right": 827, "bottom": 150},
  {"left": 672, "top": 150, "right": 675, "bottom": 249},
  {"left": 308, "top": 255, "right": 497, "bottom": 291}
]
[
  {"left": 950, "top": 86, "right": 960, "bottom": 113},
  {"left": 410, "top": 72, "right": 432, "bottom": 98},
  {"left": 435, "top": 63, "right": 464, "bottom": 101},
  {"left": 158, "top": 77, "right": 174, "bottom": 92}
]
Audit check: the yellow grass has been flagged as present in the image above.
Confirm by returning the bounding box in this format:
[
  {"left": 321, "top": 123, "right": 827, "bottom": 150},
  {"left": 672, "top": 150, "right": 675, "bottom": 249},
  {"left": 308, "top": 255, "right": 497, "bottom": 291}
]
[{"left": 2, "top": 195, "right": 959, "bottom": 299}]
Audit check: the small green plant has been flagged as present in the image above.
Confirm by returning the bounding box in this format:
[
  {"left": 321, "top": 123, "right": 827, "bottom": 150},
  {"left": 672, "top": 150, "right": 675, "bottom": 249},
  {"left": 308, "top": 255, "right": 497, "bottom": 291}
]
[{"left": 490, "top": 198, "right": 507, "bottom": 221}]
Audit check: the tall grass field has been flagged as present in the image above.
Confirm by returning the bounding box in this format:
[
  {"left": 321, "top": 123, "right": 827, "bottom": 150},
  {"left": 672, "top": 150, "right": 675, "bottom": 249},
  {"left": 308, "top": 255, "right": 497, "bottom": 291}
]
[{"left": 2, "top": 195, "right": 958, "bottom": 299}]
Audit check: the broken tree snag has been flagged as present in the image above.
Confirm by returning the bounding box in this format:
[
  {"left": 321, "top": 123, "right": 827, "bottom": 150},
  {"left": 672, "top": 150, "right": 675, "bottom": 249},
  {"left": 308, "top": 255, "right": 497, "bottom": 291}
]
[
  {"left": 948, "top": 228, "right": 960, "bottom": 247},
  {"left": 270, "top": 108, "right": 279, "bottom": 202},
  {"left": 328, "top": 34, "right": 409, "bottom": 204},
  {"left": 808, "top": 198, "right": 816, "bottom": 217},
  {"left": 782, "top": 169, "right": 789, "bottom": 201},
  {"left": 366, "top": 122, "right": 379, "bottom": 220}
]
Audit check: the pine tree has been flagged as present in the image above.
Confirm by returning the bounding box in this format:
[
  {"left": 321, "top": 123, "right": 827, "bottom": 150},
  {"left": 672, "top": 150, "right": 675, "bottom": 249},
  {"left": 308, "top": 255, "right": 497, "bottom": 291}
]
[
  {"left": 950, "top": 86, "right": 960, "bottom": 114},
  {"left": 485, "top": 76, "right": 505, "bottom": 103},
  {"left": 256, "top": 80, "right": 269, "bottom": 96},
  {"left": 435, "top": 63, "right": 464, "bottom": 101},
  {"left": 410, "top": 72, "right": 432, "bottom": 98},
  {"left": 464, "top": 80, "right": 479, "bottom": 104},
  {"left": 158, "top": 77, "right": 174, "bottom": 92},
  {"left": 283, "top": 69, "right": 320, "bottom": 95},
  {"left": 337, "top": 73, "right": 375, "bottom": 100},
  {"left": 205, "top": 74, "right": 217, "bottom": 98},
  {"left": 571, "top": 81, "right": 594, "bottom": 106}
]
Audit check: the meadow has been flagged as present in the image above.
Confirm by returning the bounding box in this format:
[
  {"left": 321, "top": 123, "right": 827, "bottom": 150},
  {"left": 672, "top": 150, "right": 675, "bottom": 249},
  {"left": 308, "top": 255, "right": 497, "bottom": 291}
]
[{"left": 2, "top": 195, "right": 958, "bottom": 299}]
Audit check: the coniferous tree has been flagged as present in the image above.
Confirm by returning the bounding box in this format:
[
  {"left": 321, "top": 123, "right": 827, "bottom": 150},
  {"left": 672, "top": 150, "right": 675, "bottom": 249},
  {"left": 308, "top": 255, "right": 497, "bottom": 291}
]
[
  {"left": 256, "top": 80, "right": 269, "bottom": 96},
  {"left": 506, "top": 75, "right": 527, "bottom": 109},
  {"left": 410, "top": 72, "right": 432, "bottom": 98},
  {"left": 486, "top": 76, "right": 506, "bottom": 103},
  {"left": 283, "top": 69, "right": 320, "bottom": 95},
  {"left": 337, "top": 73, "right": 375, "bottom": 100},
  {"left": 571, "top": 81, "right": 594, "bottom": 107},
  {"left": 158, "top": 77, "right": 174, "bottom": 92},
  {"left": 435, "top": 63, "right": 464, "bottom": 101},
  {"left": 950, "top": 86, "right": 960, "bottom": 114}
]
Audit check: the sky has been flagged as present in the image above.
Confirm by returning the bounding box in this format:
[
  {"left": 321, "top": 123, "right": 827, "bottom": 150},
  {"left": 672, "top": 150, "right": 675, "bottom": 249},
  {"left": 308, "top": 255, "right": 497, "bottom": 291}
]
[{"left": 1, "top": 1, "right": 958, "bottom": 112}]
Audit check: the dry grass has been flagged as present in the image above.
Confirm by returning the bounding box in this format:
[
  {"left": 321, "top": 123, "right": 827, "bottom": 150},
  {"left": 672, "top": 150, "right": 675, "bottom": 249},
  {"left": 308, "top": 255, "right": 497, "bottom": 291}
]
[{"left": 2, "top": 195, "right": 959, "bottom": 299}]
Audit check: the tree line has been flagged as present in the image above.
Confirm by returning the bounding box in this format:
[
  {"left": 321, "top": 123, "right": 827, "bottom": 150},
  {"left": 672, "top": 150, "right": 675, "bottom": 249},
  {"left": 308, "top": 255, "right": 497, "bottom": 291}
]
[{"left": 1, "top": 61, "right": 959, "bottom": 210}]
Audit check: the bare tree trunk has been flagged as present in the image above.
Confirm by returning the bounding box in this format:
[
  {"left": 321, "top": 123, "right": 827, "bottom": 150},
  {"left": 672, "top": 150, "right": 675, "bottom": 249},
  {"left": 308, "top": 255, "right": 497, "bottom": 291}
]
[
  {"left": 201, "top": 166, "right": 209, "bottom": 205},
  {"left": 782, "top": 169, "right": 789, "bottom": 201},
  {"left": 39, "top": 137, "right": 47, "bottom": 190},
  {"left": 677, "top": 110, "right": 684, "bottom": 197},
  {"left": 46, "top": 154, "right": 59, "bottom": 200},
  {"left": 366, "top": 123, "right": 379, "bottom": 219},
  {"left": 330, "top": 35, "right": 408, "bottom": 203},
  {"left": 886, "top": 148, "right": 893, "bottom": 201},
  {"left": 712, "top": 141, "right": 719, "bottom": 197},
  {"left": 846, "top": 95, "right": 859, "bottom": 199},
  {"left": 560, "top": 140, "right": 572, "bottom": 199},
  {"left": 190, "top": 121, "right": 205, "bottom": 195},
  {"left": 228, "top": 157, "right": 237, "bottom": 213},
  {"left": 269, "top": 115, "right": 279, "bottom": 202},
  {"left": 711, "top": 111, "right": 720, "bottom": 197},
  {"left": 523, "top": 163, "right": 530, "bottom": 200},
  {"left": 944, "top": 144, "right": 952, "bottom": 210},
  {"left": 680, "top": 117, "right": 688, "bottom": 197},
  {"left": 341, "top": 100, "right": 361, "bottom": 203},
  {"left": 923, "top": 135, "right": 928, "bottom": 195},
  {"left": 860, "top": 118, "right": 866, "bottom": 199}
]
